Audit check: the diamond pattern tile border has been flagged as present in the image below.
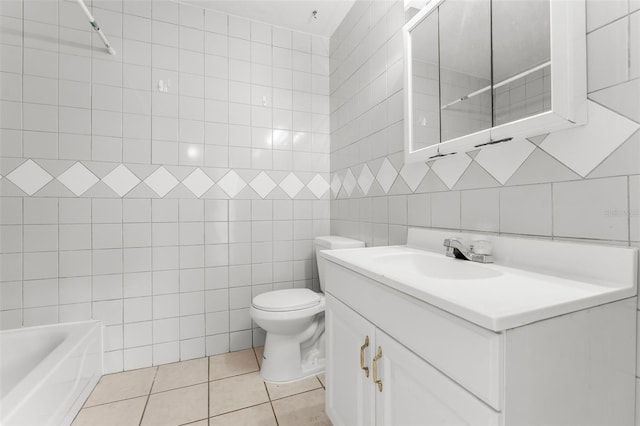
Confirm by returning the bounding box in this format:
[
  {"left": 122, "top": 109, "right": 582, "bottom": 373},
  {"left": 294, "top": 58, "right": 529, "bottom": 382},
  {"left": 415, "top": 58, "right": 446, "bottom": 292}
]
[
  {"left": 5, "top": 160, "right": 340, "bottom": 200},
  {"left": 217, "top": 170, "right": 247, "bottom": 198},
  {"left": 102, "top": 165, "right": 141, "bottom": 197},
  {"left": 145, "top": 167, "right": 179, "bottom": 198},
  {"left": 6, "top": 159, "right": 53, "bottom": 196},
  {"left": 57, "top": 162, "right": 99, "bottom": 196},
  {"left": 250, "top": 172, "right": 277, "bottom": 199},
  {"left": 279, "top": 173, "right": 304, "bottom": 198},
  {"left": 307, "top": 175, "right": 329, "bottom": 199},
  {"left": 183, "top": 169, "right": 214, "bottom": 198},
  {"left": 11, "top": 101, "right": 638, "bottom": 204},
  {"left": 358, "top": 165, "right": 374, "bottom": 194}
]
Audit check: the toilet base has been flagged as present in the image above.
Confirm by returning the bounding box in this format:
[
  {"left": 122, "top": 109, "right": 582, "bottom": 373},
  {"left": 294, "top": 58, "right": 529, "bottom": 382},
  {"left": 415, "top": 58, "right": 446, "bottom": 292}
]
[{"left": 259, "top": 328, "right": 325, "bottom": 384}]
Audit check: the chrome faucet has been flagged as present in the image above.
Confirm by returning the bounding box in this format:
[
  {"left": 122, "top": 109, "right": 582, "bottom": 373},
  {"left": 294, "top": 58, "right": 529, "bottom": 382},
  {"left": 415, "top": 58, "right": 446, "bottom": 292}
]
[{"left": 443, "top": 238, "right": 493, "bottom": 263}]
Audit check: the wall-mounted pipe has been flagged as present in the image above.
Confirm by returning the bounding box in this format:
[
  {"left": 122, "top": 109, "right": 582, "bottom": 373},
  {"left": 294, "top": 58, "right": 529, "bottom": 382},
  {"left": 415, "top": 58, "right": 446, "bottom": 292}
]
[{"left": 75, "top": 0, "right": 116, "bottom": 55}]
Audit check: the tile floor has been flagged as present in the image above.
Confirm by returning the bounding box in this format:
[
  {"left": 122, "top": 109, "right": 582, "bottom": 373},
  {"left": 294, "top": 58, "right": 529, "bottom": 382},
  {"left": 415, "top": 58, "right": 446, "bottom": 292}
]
[{"left": 72, "top": 347, "right": 331, "bottom": 426}]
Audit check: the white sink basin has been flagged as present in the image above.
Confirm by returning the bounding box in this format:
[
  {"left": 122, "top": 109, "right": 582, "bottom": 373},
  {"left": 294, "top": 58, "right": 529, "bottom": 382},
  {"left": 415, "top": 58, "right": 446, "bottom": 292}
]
[
  {"left": 320, "top": 229, "right": 637, "bottom": 331},
  {"left": 371, "top": 252, "right": 502, "bottom": 280}
]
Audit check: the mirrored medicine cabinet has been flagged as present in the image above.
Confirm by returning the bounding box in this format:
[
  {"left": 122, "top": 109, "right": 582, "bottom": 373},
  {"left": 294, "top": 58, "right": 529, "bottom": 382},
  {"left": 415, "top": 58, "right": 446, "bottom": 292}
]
[{"left": 403, "top": 0, "right": 587, "bottom": 163}]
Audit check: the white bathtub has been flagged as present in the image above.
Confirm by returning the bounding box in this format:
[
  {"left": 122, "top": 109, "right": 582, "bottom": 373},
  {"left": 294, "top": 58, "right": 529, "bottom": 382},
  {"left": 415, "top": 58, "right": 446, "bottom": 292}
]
[{"left": 1, "top": 321, "right": 103, "bottom": 425}]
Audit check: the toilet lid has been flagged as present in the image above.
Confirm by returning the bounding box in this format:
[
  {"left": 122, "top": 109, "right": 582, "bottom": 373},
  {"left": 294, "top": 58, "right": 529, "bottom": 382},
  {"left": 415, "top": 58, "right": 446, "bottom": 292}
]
[{"left": 252, "top": 289, "right": 321, "bottom": 312}]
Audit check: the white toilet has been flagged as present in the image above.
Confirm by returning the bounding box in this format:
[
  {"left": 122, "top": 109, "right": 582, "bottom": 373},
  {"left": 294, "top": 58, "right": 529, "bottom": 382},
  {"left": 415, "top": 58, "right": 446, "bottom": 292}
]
[{"left": 251, "top": 236, "right": 365, "bottom": 383}]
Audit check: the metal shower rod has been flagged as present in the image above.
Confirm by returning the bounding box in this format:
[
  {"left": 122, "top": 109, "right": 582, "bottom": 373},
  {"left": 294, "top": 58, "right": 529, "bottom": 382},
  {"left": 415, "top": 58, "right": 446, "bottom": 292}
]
[{"left": 74, "top": 0, "right": 116, "bottom": 55}]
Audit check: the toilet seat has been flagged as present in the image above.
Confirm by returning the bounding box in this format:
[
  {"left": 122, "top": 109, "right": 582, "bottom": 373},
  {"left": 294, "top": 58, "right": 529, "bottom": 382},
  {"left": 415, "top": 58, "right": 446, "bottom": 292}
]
[{"left": 253, "top": 289, "right": 321, "bottom": 312}]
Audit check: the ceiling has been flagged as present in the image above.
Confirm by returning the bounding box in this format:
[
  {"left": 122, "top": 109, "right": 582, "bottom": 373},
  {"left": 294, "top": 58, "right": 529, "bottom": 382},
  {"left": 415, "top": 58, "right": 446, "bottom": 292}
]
[{"left": 184, "top": 0, "right": 356, "bottom": 38}]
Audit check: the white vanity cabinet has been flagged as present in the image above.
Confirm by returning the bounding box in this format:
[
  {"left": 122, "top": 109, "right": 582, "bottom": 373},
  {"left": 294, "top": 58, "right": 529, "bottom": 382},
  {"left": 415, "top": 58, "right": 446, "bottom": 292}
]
[
  {"left": 327, "top": 293, "right": 500, "bottom": 425},
  {"left": 324, "top": 260, "right": 636, "bottom": 426}
]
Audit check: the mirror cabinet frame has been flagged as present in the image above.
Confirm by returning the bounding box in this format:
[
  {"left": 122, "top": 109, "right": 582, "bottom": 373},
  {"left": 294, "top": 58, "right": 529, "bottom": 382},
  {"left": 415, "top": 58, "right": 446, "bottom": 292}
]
[{"left": 403, "top": 0, "right": 587, "bottom": 163}]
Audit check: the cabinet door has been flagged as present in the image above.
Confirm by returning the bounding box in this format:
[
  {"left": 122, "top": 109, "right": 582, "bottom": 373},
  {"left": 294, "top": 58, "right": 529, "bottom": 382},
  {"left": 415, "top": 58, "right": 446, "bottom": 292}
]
[
  {"left": 374, "top": 330, "right": 501, "bottom": 426},
  {"left": 325, "top": 294, "right": 376, "bottom": 426}
]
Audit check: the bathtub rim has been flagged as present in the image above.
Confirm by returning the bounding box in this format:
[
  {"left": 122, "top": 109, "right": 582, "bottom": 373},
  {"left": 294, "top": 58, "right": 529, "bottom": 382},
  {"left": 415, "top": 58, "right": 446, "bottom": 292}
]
[{"left": 0, "top": 320, "right": 103, "bottom": 425}]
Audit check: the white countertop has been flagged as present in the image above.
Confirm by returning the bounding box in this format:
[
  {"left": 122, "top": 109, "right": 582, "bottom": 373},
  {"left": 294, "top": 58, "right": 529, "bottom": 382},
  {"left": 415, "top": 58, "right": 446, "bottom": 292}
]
[{"left": 321, "top": 245, "right": 637, "bottom": 331}]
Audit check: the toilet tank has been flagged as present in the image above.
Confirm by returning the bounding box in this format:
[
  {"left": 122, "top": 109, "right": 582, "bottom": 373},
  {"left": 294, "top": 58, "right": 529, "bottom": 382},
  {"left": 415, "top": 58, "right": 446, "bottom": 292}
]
[{"left": 315, "top": 236, "right": 365, "bottom": 292}]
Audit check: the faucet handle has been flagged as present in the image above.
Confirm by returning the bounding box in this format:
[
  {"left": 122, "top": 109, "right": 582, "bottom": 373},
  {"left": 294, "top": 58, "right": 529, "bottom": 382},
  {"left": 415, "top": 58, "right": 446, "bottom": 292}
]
[
  {"left": 443, "top": 237, "right": 459, "bottom": 247},
  {"left": 470, "top": 240, "right": 492, "bottom": 256}
]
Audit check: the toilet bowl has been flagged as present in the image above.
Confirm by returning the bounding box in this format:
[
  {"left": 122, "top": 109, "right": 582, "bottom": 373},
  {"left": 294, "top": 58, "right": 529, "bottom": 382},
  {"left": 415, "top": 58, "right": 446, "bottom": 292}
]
[{"left": 251, "top": 236, "right": 365, "bottom": 383}]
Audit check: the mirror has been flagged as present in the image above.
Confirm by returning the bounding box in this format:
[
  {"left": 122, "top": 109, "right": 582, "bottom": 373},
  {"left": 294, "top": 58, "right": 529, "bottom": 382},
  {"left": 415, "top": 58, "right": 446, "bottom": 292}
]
[
  {"left": 411, "top": 11, "right": 440, "bottom": 152},
  {"left": 404, "top": 0, "right": 585, "bottom": 163},
  {"left": 492, "top": 0, "right": 551, "bottom": 126},
  {"left": 438, "top": 0, "right": 492, "bottom": 142}
]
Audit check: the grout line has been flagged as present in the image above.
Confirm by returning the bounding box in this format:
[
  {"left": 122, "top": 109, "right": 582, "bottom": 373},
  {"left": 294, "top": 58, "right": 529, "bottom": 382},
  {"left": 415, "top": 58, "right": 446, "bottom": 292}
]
[
  {"left": 138, "top": 367, "right": 160, "bottom": 426},
  {"left": 269, "top": 386, "right": 324, "bottom": 402},
  {"left": 586, "top": 11, "right": 635, "bottom": 36},
  {"left": 208, "top": 400, "right": 275, "bottom": 420},
  {"left": 177, "top": 418, "right": 208, "bottom": 426},
  {"left": 263, "top": 380, "right": 272, "bottom": 400},
  {"left": 270, "top": 399, "right": 280, "bottom": 426},
  {"left": 270, "top": 386, "right": 325, "bottom": 403},
  {"left": 150, "top": 379, "right": 210, "bottom": 397},
  {"left": 80, "top": 393, "right": 149, "bottom": 410},
  {"left": 209, "top": 367, "right": 260, "bottom": 383}
]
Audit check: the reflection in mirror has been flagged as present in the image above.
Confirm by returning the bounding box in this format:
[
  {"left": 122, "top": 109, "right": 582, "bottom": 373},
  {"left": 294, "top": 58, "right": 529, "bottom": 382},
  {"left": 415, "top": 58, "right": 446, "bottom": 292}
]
[
  {"left": 438, "top": 0, "right": 492, "bottom": 141},
  {"left": 411, "top": 11, "right": 440, "bottom": 152},
  {"left": 492, "top": 0, "right": 551, "bottom": 126}
]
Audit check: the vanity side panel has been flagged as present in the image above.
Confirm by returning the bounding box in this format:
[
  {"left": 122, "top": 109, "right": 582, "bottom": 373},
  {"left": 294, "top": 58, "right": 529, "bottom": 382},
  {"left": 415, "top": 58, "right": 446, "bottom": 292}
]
[
  {"left": 504, "top": 297, "right": 636, "bottom": 425},
  {"left": 325, "top": 261, "right": 504, "bottom": 410}
]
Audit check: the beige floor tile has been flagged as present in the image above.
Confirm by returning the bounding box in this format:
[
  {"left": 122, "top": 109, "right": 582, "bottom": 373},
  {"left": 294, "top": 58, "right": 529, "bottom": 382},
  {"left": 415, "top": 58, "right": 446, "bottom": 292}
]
[
  {"left": 266, "top": 375, "right": 322, "bottom": 400},
  {"left": 209, "top": 372, "right": 269, "bottom": 416},
  {"left": 317, "top": 373, "right": 325, "bottom": 387},
  {"left": 210, "top": 349, "right": 259, "bottom": 380},
  {"left": 141, "top": 383, "right": 208, "bottom": 426},
  {"left": 254, "top": 346, "right": 264, "bottom": 367},
  {"left": 272, "top": 389, "right": 331, "bottom": 426},
  {"left": 72, "top": 396, "right": 147, "bottom": 426},
  {"left": 209, "top": 403, "right": 277, "bottom": 426},
  {"left": 84, "top": 367, "right": 157, "bottom": 407},
  {"left": 152, "top": 357, "right": 208, "bottom": 393}
]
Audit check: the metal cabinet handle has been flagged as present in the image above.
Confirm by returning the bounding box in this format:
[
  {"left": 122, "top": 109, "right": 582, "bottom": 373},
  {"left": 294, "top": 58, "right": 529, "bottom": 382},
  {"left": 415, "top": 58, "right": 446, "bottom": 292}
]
[
  {"left": 372, "top": 346, "right": 383, "bottom": 392},
  {"left": 360, "top": 336, "right": 370, "bottom": 377}
]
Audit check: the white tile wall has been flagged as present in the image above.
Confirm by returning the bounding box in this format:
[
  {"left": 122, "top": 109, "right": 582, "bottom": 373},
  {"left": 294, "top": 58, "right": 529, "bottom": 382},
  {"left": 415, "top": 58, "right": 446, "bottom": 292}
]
[
  {"left": 330, "top": 0, "right": 639, "bottom": 248},
  {"left": 0, "top": 0, "right": 330, "bottom": 373}
]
